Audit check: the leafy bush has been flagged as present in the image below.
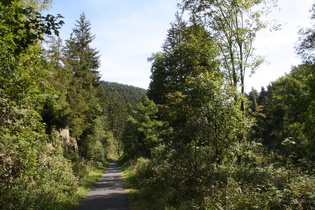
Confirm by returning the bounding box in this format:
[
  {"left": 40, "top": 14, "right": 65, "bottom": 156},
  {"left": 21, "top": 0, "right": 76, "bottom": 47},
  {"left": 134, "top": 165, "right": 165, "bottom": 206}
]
[
  {"left": 203, "top": 165, "right": 315, "bottom": 209},
  {"left": 0, "top": 130, "right": 78, "bottom": 209},
  {"left": 122, "top": 155, "right": 315, "bottom": 209},
  {"left": 87, "top": 140, "right": 105, "bottom": 162}
]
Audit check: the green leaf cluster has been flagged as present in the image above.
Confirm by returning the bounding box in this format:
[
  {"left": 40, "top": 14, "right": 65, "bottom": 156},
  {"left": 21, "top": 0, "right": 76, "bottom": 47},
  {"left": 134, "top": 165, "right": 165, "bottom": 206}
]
[
  {"left": 249, "top": 63, "right": 315, "bottom": 168},
  {"left": 0, "top": 1, "right": 77, "bottom": 209}
]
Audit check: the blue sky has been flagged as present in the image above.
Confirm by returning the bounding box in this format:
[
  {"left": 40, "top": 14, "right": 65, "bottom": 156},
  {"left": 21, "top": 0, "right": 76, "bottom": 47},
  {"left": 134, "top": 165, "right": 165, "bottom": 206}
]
[
  {"left": 46, "top": 0, "right": 314, "bottom": 91},
  {"left": 251, "top": 0, "right": 314, "bottom": 91}
]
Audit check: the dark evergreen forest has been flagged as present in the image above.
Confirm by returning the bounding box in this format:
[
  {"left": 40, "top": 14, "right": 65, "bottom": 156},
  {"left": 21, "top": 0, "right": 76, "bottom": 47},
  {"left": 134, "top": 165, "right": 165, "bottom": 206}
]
[
  {"left": 101, "top": 81, "right": 147, "bottom": 106},
  {"left": 1, "top": 0, "right": 315, "bottom": 209}
]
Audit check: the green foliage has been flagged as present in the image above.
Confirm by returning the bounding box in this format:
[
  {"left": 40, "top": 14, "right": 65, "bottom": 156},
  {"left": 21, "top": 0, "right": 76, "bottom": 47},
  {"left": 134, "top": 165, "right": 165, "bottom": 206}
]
[
  {"left": 55, "top": 161, "right": 109, "bottom": 210},
  {"left": 123, "top": 156, "right": 315, "bottom": 209},
  {"left": 180, "top": 0, "right": 276, "bottom": 97},
  {"left": 122, "top": 14, "right": 257, "bottom": 208},
  {"left": 248, "top": 64, "right": 315, "bottom": 168},
  {"left": 0, "top": 1, "right": 80, "bottom": 208},
  {"left": 86, "top": 140, "right": 105, "bottom": 162},
  {"left": 42, "top": 36, "right": 71, "bottom": 132},
  {"left": 0, "top": 0, "right": 146, "bottom": 209},
  {"left": 0, "top": 0, "right": 63, "bottom": 55},
  {"left": 3, "top": 0, "right": 315, "bottom": 209},
  {"left": 122, "top": 98, "right": 167, "bottom": 159},
  {"left": 63, "top": 13, "right": 101, "bottom": 141},
  {"left": 98, "top": 81, "right": 147, "bottom": 157},
  {"left": 121, "top": 3, "right": 315, "bottom": 210},
  {"left": 102, "top": 85, "right": 127, "bottom": 140},
  {"left": 297, "top": 3, "right": 315, "bottom": 63},
  {"left": 201, "top": 165, "right": 315, "bottom": 209},
  {"left": 21, "top": 0, "right": 53, "bottom": 11},
  {"left": 0, "top": 124, "right": 78, "bottom": 209}
]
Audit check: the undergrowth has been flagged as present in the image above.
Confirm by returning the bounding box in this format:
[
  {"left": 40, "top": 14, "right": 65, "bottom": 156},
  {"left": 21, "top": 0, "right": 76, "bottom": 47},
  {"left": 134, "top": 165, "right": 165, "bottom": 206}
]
[
  {"left": 120, "top": 157, "right": 315, "bottom": 210},
  {"left": 49, "top": 160, "right": 109, "bottom": 210}
]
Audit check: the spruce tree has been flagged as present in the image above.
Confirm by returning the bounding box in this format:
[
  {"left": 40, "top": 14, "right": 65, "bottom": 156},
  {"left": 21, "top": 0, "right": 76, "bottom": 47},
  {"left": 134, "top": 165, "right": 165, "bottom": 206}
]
[
  {"left": 42, "top": 36, "right": 71, "bottom": 133},
  {"left": 63, "top": 13, "right": 101, "bottom": 155}
]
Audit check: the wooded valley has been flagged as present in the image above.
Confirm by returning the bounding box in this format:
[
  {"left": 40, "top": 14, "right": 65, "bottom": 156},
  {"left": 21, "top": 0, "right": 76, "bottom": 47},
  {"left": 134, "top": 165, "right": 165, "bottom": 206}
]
[{"left": 1, "top": 0, "right": 315, "bottom": 209}]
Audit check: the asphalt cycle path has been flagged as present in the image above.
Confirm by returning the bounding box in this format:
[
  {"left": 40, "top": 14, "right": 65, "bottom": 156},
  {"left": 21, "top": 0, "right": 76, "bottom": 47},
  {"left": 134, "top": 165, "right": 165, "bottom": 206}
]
[{"left": 77, "top": 161, "right": 130, "bottom": 210}]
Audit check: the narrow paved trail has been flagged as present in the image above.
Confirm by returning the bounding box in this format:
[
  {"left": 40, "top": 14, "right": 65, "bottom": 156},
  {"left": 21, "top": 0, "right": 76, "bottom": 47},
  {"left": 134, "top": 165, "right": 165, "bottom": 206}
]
[{"left": 77, "top": 161, "right": 130, "bottom": 210}]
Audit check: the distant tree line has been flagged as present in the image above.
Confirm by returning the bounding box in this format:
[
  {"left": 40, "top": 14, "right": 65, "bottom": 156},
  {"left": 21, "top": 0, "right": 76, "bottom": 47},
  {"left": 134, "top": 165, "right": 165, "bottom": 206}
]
[{"left": 102, "top": 81, "right": 147, "bottom": 106}]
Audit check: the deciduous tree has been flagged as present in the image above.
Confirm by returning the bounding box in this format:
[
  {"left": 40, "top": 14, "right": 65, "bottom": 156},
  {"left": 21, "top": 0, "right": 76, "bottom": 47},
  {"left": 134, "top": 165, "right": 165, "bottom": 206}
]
[
  {"left": 180, "top": 0, "right": 277, "bottom": 110},
  {"left": 0, "top": 1, "right": 76, "bottom": 208}
]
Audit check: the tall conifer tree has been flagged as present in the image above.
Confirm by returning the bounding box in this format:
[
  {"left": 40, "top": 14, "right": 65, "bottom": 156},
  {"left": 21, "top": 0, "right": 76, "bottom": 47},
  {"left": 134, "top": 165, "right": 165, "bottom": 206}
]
[{"left": 63, "top": 13, "right": 101, "bottom": 143}]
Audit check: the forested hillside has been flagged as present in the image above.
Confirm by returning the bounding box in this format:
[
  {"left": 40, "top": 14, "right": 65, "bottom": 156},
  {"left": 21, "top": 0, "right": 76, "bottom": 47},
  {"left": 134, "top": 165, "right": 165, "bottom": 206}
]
[
  {"left": 101, "top": 81, "right": 147, "bottom": 105},
  {"left": 1, "top": 0, "right": 315, "bottom": 209}
]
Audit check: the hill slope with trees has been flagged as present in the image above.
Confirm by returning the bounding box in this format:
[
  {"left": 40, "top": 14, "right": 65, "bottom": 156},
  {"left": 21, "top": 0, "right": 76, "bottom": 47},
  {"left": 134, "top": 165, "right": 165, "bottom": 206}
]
[{"left": 101, "top": 81, "right": 147, "bottom": 106}]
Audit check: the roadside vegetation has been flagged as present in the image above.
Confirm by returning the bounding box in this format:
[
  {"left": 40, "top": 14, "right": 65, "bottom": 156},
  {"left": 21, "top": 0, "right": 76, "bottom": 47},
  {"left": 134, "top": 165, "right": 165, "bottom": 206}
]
[
  {"left": 52, "top": 161, "right": 109, "bottom": 210},
  {"left": 0, "top": 1, "right": 144, "bottom": 209}
]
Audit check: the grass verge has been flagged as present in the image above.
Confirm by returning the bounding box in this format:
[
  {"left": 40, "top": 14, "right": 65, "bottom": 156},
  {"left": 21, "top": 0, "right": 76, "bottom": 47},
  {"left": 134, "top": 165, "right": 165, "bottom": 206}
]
[
  {"left": 119, "top": 159, "right": 171, "bottom": 210},
  {"left": 52, "top": 161, "right": 110, "bottom": 210},
  {"left": 118, "top": 158, "right": 196, "bottom": 210},
  {"left": 119, "top": 160, "right": 143, "bottom": 210}
]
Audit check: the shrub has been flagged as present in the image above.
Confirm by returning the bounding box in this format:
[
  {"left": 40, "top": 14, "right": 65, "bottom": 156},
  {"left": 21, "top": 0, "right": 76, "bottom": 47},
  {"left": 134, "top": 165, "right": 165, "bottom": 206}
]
[{"left": 0, "top": 131, "right": 78, "bottom": 209}]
